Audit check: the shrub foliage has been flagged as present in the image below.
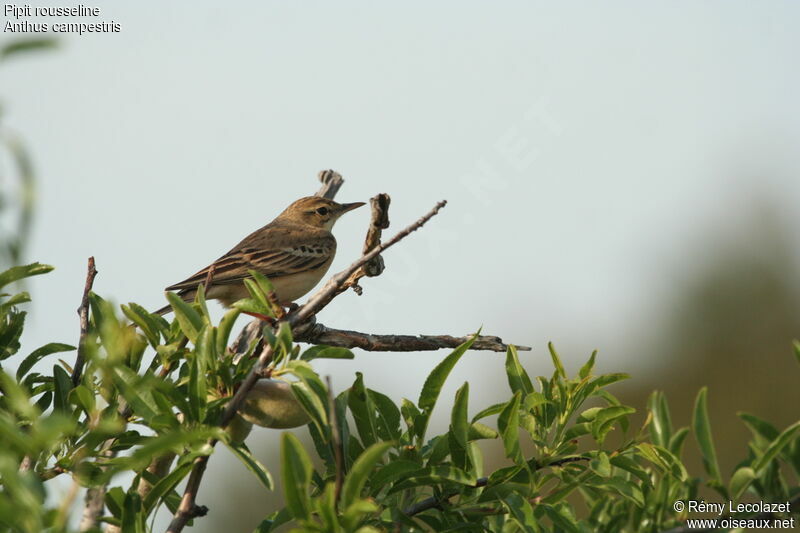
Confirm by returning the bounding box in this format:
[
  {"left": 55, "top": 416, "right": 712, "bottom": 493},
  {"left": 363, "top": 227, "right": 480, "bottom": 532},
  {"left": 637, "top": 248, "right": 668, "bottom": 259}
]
[{"left": 0, "top": 263, "right": 798, "bottom": 532}]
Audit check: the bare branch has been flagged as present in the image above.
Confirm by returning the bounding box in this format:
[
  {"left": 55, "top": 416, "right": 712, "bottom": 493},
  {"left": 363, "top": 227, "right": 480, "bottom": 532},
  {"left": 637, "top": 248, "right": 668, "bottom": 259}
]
[
  {"left": 315, "top": 169, "right": 344, "bottom": 200},
  {"left": 71, "top": 256, "right": 97, "bottom": 386},
  {"left": 347, "top": 193, "right": 391, "bottom": 295},
  {"left": 80, "top": 446, "right": 115, "bottom": 532},
  {"left": 295, "top": 322, "right": 530, "bottom": 352},
  {"left": 166, "top": 454, "right": 211, "bottom": 533},
  {"left": 288, "top": 200, "right": 447, "bottom": 327},
  {"left": 360, "top": 193, "right": 390, "bottom": 277}
]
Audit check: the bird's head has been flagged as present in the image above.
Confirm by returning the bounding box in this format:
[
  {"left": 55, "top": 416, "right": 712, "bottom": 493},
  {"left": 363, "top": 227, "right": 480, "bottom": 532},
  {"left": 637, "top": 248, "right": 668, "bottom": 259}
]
[{"left": 279, "top": 196, "right": 365, "bottom": 230}]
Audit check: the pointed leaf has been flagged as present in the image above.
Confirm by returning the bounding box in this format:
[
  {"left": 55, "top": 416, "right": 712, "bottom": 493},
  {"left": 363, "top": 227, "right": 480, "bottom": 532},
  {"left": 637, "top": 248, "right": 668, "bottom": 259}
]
[
  {"left": 300, "top": 345, "right": 355, "bottom": 361},
  {"left": 547, "top": 342, "right": 566, "bottom": 379},
  {"left": 692, "top": 387, "right": 721, "bottom": 483},
  {"left": 340, "top": 441, "right": 393, "bottom": 509},
  {"left": 224, "top": 441, "right": 274, "bottom": 490},
  {"left": 0, "top": 263, "right": 53, "bottom": 290},
  {"left": 752, "top": 421, "right": 800, "bottom": 473},
  {"left": 166, "top": 292, "right": 203, "bottom": 343},
  {"left": 16, "top": 343, "right": 74, "bottom": 380},
  {"left": 281, "top": 432, "right": 313, "bottom": 520},
  {"left": 497, "top": 392, "right": 523, "bottom": 464}
]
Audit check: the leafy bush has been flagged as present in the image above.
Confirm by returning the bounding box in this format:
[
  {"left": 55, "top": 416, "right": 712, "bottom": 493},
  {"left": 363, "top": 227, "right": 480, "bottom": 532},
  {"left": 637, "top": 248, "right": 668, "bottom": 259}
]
[{"left": 0, "top": 263, "right": 798, "bottom": 532}]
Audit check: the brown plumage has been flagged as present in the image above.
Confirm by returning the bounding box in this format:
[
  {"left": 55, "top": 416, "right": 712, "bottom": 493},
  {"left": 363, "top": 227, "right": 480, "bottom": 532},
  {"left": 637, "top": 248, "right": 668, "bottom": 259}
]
[{"left": 156, "top": 196, "right": 364, "bottom": 314}]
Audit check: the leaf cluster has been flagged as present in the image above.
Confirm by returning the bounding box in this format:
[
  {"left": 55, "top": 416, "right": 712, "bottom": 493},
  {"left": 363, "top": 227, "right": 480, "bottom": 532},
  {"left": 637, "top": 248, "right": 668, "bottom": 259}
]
[{"left": 0, "top": 264, "right": 798, "bottom": 532}]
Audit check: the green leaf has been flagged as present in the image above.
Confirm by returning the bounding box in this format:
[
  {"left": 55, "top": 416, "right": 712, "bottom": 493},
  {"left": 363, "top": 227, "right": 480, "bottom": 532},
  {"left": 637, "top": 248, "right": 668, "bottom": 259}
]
[
  {"left": 348, "top": 373, "right": 378, "bottom": 448},
  {"left": 400, "top": 398, "right": 420, "bottom": 435},
  {"left": 449, "top": 382, "right": 470, "bottom": 470},
  {"left": 340, "top": 441, "right": 393, "bottom": 510},
  {"left": 598, "top": 477, "right": 644, "bottom": 507},
  {"left": 564, "top": 422, "right": 591, "bottom": 441},
  {"left": 752, "top": 421, "right": 800, "bottom": 473},
  {"left": 692, "top": 387, "right": 721, "bottom": 483},
  {"left": 418, "top": 334, "right": 476, "bottom": 412},
  {"left": 0, "top": 310, "right": 26, "bottom": 360},
  {"left": 188, "top": 326, "right": 211, "bottom": 422},
  {"left": 276, "top": 322, "right": 293, "bottom": 355},
  {"left": 291, "top": 381, "right": 328, "bottom": 436},
  {"left": 738, "top": 412, "right": 780, "bottom": 444},
  {"left": 416, "top": 334, "right": 477, "bottom": 441},
  {"left": 0, "top": 370, "right": 36, "bottom": 419},
  {"left": 105, "top": 429, "right": 215, "bottom": 476},
  {"left": 390, "top": 465, "right": 476, "bottom": 491},
  {"left": 647, "top": 391, "right": 672, "bottom": 448},
  {"left": 668, "top": 427, "right": 690, "bottom": 457},
  {"left": 224, "top": 442, "right": 273, "bottom": 490},
  {"left": 548, "top": 342, "right": 566, "bottom": 379},
  {"left": 122, "top": 303, "right": 163, "bottom": 347},
  {"left": 468, "top": 422, "right": 498, "bottom": 441},
  {"left": 105, "top": 487, "right": 126, "bottom": 519},
  {"left": 0, "top": 39, "right": 58, "bottom": 60},
  {"left": 370, "top": 389, "right": 401, "bottom": 442},
  {"left": 497, "top": 392, "right": 523, "bottom": 464},
  {"left": 505, "top": 345, "right": 534, "bottom": 396},
  {"left": 52, "top": 364, "right": 72, "bottom": 412},
  {"left": 472, "top": 402, "right": 506, "bottom": 422},
  {"left": 166, "top": 292, "right": 204, "bottom": 343},
  {"left": 254, "top": 508, "right": 293, "bottom": 533},
  {"left": 590, "top": 451, "right": 611, "bottom": 477},
  {"left": 281, "top": 432, "right": 313, "bottom": 520},
  {"left": 341, "top": 499, "right": 379, "bottom": 531},
  {"left": 121, "top": 490, "right": 145, "bottom": 533},
  {"left": 591, "top": 405, "right": 635, "bottom": 444},
  {"left": 542, "top": 504, "right": 580, "bottom": 533},
  {"left": 111, "top": 367, "right": 161, "bottom": 423},
  {"left": 68, "top": 385, "right": 95, "bottom": 413},
  {"left": 369, "top": 460, "right": 422, "bottom": 491},
  {"left": 579, "top": 350, "right": 597, "bottom": 379},
  {"left": 610, "top": 455, "right": 652, "bottom": 486},
  {"left": 300, "top": 345, "right": 355, "bottom": 361},
  {"left": 0, "top": 263, "right": 53, "bottom": 290},
  {"left": 316, "top": 482, "right": 342, "bottom": 532},
  {"left": 15, "top": 343, "right": 75, "bottom": 381},
  {"left": 215, "top": 308, "right": 241, "bottom": 356},
  {"left": 502, "top": 493, "right": 541, "bottom": 533},
  {"left": 142, "top": 461, "right": 193, "bottom": 514},
  {"left": 0, "top": 291, "right": 30, "bottom": 314}
]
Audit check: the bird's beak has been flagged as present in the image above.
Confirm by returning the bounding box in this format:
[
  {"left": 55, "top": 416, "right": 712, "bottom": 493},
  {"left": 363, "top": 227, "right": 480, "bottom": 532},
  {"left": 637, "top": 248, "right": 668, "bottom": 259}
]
[{"left": 338, "top": 202, "right": 366, "bottom": 214}]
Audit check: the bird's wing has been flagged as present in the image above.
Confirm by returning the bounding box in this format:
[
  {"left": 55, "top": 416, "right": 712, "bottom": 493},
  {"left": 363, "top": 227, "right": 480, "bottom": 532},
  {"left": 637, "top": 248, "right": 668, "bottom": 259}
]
[{"left": 165, "top": 230, "right": 335, "bottom": 292}]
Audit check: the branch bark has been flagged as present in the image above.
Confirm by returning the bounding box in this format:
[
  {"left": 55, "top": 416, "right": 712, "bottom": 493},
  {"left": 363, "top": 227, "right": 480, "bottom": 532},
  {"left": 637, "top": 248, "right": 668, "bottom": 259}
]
[
  {"left": 294, "top": 322, "right": 530, "bottom": 352},
  {"left": 315, "top": 169, "right": 344, "bottom": 200},
  {"left": 71, "top": 256, "right": 97, "bottom": 386},
  {"left": 347, "top": 193, "right": 390, "bottom": 294}
]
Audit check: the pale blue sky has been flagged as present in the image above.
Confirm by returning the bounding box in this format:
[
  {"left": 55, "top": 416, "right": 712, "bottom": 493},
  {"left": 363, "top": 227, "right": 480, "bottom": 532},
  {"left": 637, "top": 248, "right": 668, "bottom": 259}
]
[{"left": 3, "top": 2, "right": 800, "bottom": 529}]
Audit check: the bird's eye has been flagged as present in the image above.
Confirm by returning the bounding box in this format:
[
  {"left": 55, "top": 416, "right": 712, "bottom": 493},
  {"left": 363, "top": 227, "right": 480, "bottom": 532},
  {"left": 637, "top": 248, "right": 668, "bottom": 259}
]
[{"left": 316, "top": 207, "right": 329, "bottom": 215}]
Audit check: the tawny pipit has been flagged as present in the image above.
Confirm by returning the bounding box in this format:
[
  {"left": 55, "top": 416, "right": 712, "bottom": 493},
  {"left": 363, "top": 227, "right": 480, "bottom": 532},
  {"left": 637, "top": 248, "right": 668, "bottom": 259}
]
[{"left": 156, "top": 196, "right": 364, "bottom": 314}]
